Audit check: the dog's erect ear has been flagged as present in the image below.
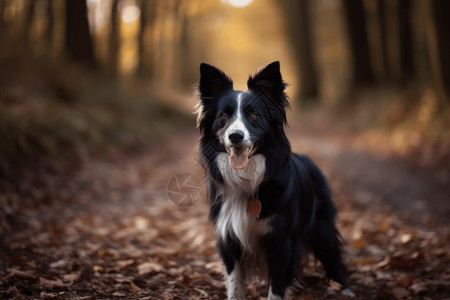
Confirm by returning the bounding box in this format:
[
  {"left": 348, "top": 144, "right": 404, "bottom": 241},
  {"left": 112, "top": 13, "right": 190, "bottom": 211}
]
[
  {"left": 199, "top": 63, "right": 233, "bottom": 100},
  {"left": 247, "top": 61, "right": 286, "bottom": 99}
]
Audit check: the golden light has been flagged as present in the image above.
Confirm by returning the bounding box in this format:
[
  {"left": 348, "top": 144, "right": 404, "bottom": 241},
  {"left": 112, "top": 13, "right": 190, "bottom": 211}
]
[
  {"left": 121, "top": 4, "right": 140, "bottom": 24},
  {"left": 221, "top": 0, "right": 253, "bottom": 8}
]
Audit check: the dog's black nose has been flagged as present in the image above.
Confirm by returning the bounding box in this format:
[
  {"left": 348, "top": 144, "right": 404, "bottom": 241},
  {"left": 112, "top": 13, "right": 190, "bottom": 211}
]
[{"left": 229, "top": 131, "right": 244, "bottom": 144}]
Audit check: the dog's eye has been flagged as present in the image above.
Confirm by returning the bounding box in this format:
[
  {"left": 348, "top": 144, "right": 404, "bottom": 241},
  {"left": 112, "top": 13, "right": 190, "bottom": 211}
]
[
  {"left": 219, "top": 113, "right": 229, "bottom": 120},
  {"left": 249, "top": 113, "right": 258, "bottom": 120}
]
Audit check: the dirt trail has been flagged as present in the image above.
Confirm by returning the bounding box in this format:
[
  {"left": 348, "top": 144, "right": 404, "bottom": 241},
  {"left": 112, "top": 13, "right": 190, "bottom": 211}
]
[
  {"left": 1, "top": 125, "right": 449, "bottom": 299},
  {"left": 286, "top": 124, "right": 450, "bottom": 228}
]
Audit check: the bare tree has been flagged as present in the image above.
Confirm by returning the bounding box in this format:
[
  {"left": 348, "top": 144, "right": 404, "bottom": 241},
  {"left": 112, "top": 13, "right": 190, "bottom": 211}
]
[
  {"left": 342, "top": 0, "right": 375, "bottom": 87},
  {"left": 64, "top": 0, "right": 96, "bottom": 67},
  {"left": 45, "top": 0, "right": 54, "bottom": 52},
  {"left": 279, "top": 0, "right": 320, "bottom": 104},
  {"left": 397, "top": 0, "right": 414, "bottom": 85},
  {"left": 136, "top": 0, "right": 147, "bottom": 76},
  {"left": 109, "top": 0, "right": 119, "bottom": 73},
  {"left": 24, "top": 0, "right": 36, "bottom": 46},
  {"left": 368, "top": 0, "right": 414, "bottom": 85},
  {"left": 426, "top": 0, "right": 450, "bottom": 101},
  {"left": 0, "top": 0, "right": 6, "bottom": 31}
]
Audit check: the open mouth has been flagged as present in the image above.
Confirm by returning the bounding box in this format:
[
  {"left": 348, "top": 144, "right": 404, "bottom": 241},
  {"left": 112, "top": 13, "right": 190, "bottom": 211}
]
[{"left": 226, "top": 143, "right": 257, "bottom": 170}]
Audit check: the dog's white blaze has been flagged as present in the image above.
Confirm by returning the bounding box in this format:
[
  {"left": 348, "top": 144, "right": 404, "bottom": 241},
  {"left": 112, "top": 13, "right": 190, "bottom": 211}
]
[
  {"left": 226, "top": 262, "right": 245, "bottom": 300},
  {"left": 224, "top": 92, "right": 251, "bottom": 147},
  {"left": 215, "top": 153, "right": 268, "bottom": 252}
]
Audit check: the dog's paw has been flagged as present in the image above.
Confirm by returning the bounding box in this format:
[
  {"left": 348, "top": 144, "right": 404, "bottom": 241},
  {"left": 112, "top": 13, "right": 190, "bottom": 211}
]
[{"left": 342, "top": 288, "right": 356, "bottom": 298}]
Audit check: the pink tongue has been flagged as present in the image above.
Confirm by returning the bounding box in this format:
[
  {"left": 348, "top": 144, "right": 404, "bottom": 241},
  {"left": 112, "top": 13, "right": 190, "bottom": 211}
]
[{"left": 229, "top": 148, "right": 250, "bottom": 170}]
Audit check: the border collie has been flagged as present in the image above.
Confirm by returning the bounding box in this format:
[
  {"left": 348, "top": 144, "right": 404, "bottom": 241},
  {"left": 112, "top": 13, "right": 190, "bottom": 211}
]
[{"left": 196, "top": 61, "right": 353, "bottom": 299}]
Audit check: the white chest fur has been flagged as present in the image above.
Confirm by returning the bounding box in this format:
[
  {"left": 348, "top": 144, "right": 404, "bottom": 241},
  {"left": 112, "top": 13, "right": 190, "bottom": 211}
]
[{"left": 215, "top": 153, "right": 269, "bottom": 252}]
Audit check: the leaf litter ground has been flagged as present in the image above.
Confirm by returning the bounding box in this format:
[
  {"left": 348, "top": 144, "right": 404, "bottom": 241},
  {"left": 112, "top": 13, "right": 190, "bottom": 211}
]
[{"left": 1, "top": 123, "right": 449, "bottom": 299}]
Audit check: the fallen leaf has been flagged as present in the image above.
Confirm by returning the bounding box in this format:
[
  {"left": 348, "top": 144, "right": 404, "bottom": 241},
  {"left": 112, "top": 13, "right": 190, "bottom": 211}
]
[
  {"left": 375, "top": 271, "right": 392, "bottom": 280},
  {"left": 193, "top": 288, "right": 209, "bottom": 298},
  {"left": 40, "top": 291, "right": 59, "bottom": 299},
  {"left": 137, "top": 261, "right": 163, "bottom": 275},
  {"left": 4, "top": 268, "right": 34, "bottom": 279},
  {"left": 399, "top": 233, "right": 413, "bottom": 244},
  {"left": 353, "top": 237, "right": 365, "bottom": 249},
  {"left": 116, "top": 259, "right": 135, "bottom": 268},
  {"left": 355, "top": 255, "right": 377, "bottom": 266},
  {"left": 410, "top": 282, "right": 427, "bottom": 295},
  {"left": 93, "top": 265, "right": 104, "bottom": 273},
  {"left": 396, "top": 274, "right": 414, "bottom": 287},
  {"left": 391, "top": 287, "right": 409, "bottom": 299},
  {"left": 39, "top": 276, "right": 65, "bottom": 288},
  {"left": 62, "top": 273, "right": 80, "bottom": 285},
  {"left": 49, "top": 259, "right": 69, "bottom": 269},
  {"left": 130, "top": 281, "right": 142, "bottom": 292},
  {"left": 328, "top": 279, "right": 342, "bottom": 291},
  {"left": 388, "top": 251, "right": 425, "bottom": 269},
  {"left": 375, "top": 257, "right": 390, "bottom": 269}
]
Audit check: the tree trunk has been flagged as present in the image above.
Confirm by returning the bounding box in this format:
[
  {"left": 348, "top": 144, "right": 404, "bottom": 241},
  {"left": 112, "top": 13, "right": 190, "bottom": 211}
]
[
  {"left": 0, "top": 0, "right": 6, "bottom": 31},
  {"left": 109, "top": 0, "right": 119, "bottom": 73},
  {"left": 64, "top": 0, "right": 96, "bottom": 67},
  {"left": 45, "top": 0, "right": 54, "bottom": 52},
  {"left": 179, "top": 11, "right": 193, "bottom": 87},
  {"left": 24, "top": 0, "right": 36, "bottom": 47},
  {"left": 279, "top": 0, "right": 320, "bottom": 103},
  {"left": 297, "top": 0, "right": 319, "bottom": 102},
  {"left": 397, "top": 0, "right": 414, "bottom": 85},
  {"left": 371, "top": 0, "right": 414, "bottom": 85},
  {"left": 342, "top": 0, "right": 375, "bottom": 86},
  {"left": 136, "top": 0, "right": 147, "bottom": 77},
  {"left": 376, "top": 0, "right": 390, "bottom": 81},
  {"left": 427, "top": 0, "right": 450, "bottom": 102}
]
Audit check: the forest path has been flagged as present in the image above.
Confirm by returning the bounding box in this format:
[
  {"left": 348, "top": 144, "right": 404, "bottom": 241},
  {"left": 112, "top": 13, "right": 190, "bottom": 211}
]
[{"left": 1, "top": 122, "right": 449, "bottom": 299}]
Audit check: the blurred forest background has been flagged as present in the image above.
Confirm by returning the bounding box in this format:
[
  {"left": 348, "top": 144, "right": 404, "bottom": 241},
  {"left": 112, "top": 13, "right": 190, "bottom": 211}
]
[
  {"left": 0, "top": 0, "right": 449, "bottom": 180},
  {"left": 1, "top": 1, "right": 450, "bottom": 298}
]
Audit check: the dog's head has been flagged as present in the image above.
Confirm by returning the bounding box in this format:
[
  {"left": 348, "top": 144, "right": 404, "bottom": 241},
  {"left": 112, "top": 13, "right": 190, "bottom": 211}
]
[{"left": 197, "top": 61, "right": 289, "bottom": 170}]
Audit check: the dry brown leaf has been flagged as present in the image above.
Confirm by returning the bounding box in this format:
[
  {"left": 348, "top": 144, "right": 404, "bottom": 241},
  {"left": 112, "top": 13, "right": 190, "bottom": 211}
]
[
  {"left": 39, "top": 276, "right": 65, "bottom": 288},
  {"left": 355, "top": 255, "right": 377, "bottom": 266},
  {"left": 375, "top": 271, "right": 392, "bottom": 280},
  {"left": 4, "top": 268, "right": 34, "bottom": 279},
  {"left": 187, "top": 273, "right": 210, "bottom": 282},
  {"left": 375, "top": 257, "right": 390, "bottom": 269},
  {"left": 93, "top": 265, "right": 104, "bottom": 273},
  {"left": 116, "top": 259, "right": 135, "bottom": 268},
  {"left": 137, "top": 261, "right": 163, "bottom": 275},
  {"left": 40, "top": 291, "right": 59, "bottom": 299},
  {"left": 328, "top": 278, "right": 342, "bottom": 291},
  {"left": 410, "top": 282, "right": 427, "bottom": 295},
  {"left": 193, "top": 288, "right": 209, "bottom": 298},
  {"left": 49, "top": 259, "right": 69, "bottom": 269},
  {"left": 399, "top": 232, "right": 413, "bottom": 244},
  {"left": 391, "top": 287, "right": 409, "bottom": 299},
  {"left": 62, "top": 273, "right": 80, "bottom": 285},
  {"left": 353, "top": 237, "right": 365, "bottom": 249},
  {"left": 388, "top": 251, "right": 425, "bottom": 269},
  {"left": 395, "top": 274, "right": 414, "bottom": 287},
  {"left": 130, "top": 280, "right": 142, "bottom": 292}
]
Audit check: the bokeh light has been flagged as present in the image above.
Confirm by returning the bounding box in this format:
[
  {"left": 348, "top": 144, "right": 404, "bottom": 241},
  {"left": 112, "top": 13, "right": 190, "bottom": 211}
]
[{"left": 221, "top": 0, "right": 253, "bottom": 8}]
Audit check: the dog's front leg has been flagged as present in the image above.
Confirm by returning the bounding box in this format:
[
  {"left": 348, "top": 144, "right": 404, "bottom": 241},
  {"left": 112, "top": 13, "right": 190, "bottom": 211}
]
[
  {"left": 263, "top": 217, "right": 299, "bottom": 300},
  {"left": 265, "top": 242, "right": 292, "bottom": 300},
  {"left": 225, "top": 261, "right": 245, "bottom": 300},
  {"left": 218, "top": 237, "right": 245, "bottom": 300}
]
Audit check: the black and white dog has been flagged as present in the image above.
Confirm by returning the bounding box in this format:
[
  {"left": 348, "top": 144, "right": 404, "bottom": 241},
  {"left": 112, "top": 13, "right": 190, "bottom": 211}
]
[{"left": 197, "top": 61, "right": 353, "bottom": 299}]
